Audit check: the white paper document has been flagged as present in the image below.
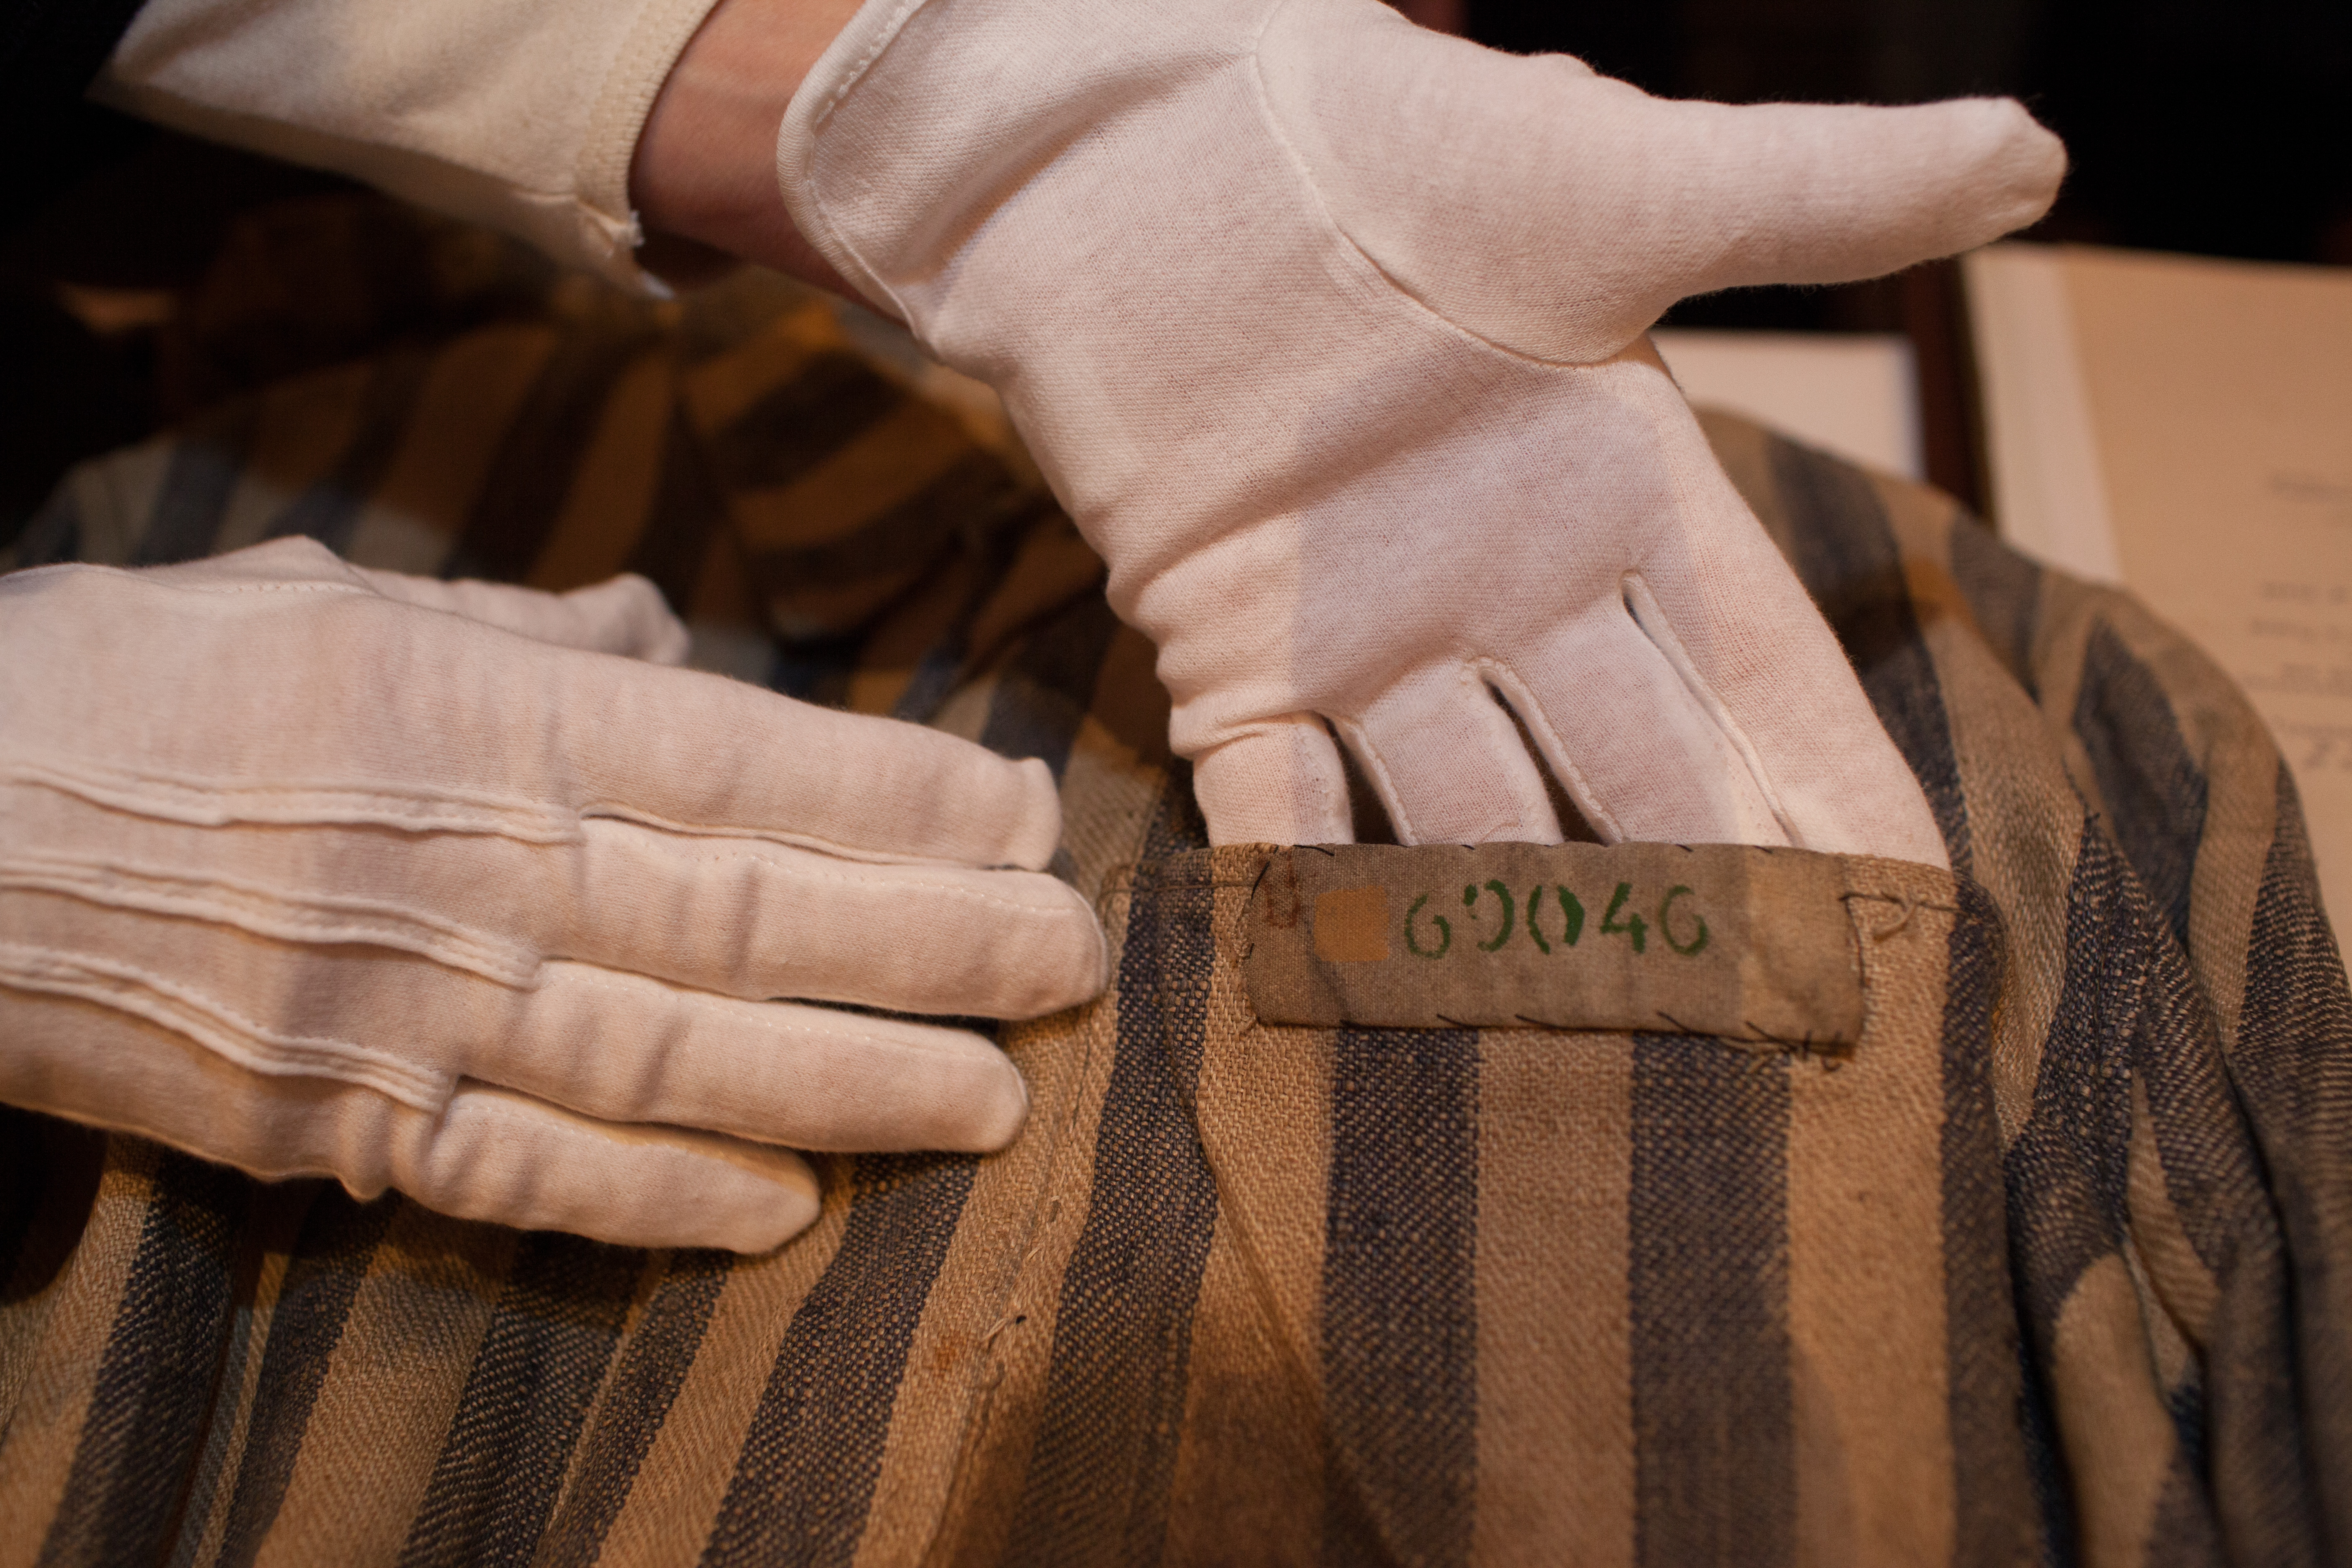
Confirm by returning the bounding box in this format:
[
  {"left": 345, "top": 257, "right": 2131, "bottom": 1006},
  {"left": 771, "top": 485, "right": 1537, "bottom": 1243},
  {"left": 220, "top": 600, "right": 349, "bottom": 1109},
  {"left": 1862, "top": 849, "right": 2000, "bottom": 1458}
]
[{"left": 1966, "top": 243, "right": 2352, "bottom": 920}]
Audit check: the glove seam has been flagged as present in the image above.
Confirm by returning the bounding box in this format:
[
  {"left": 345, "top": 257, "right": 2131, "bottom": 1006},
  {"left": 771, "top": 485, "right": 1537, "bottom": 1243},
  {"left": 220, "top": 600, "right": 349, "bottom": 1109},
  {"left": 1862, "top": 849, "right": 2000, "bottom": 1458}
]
[
  {"left": 573, "top": 0, "right": 734, "bottom": 294},
  {"left": 1245, "top": 0, "right": 1645, "bottom": 372},
  {"left": 804, "top": 0, "right": 927, "bottom": 135},
  {"left": 0, "top": 853, "right": 540, "bottom": 988},
  {"left": 773, "top": 0, "right": 930, "bottom": 320},
  {"left": 1326, "top": 714, "right": 1418, "bottom": 845},
  {"left": 0, "top": 939, "right": 450, "bottom": 1111},
  {"left": 1616, "top": 570, "right": 1799, "bottom": 845},
  {"left": 1470, "top": 655, "right": 1629, "bottom": 842},
  {"left": 579, "top": 807, "right": 1042, "bottom": 870},
  {"left": 614, "top": 838, "right": 1095, "bottom": 919},
  {"left": 8, "top": 757, "right": 583, "bottom": 842},
  {"left": 551, "top": 964, "right": 1020, "bottom": 1057},
  {"left": 50, "top": 573, "right": 370, "bottom": 598},
  {"left": 10, "top": 760, "right": 1058, "bottom": 876}
]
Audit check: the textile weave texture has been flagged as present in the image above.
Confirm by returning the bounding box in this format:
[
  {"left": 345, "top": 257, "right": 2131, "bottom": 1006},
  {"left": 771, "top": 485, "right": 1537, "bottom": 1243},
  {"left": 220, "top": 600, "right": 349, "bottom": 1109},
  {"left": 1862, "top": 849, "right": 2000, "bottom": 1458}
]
[{"left": 2, "top": 198, "right": 2347, "bottom": 1567}]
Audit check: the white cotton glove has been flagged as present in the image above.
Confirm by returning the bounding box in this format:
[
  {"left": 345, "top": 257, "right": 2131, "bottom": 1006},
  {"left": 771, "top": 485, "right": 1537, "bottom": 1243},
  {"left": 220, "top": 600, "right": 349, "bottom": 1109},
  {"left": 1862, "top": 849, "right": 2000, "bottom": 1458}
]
[
  {"left": 0, "top": 539, "right": 1106, "bottom": 1252},
  {"left": 778, "top": 0, "right": 2068, "bottom": 864},
  {"left": 90, "top": 0, "right": 720, "bottom": 289}
]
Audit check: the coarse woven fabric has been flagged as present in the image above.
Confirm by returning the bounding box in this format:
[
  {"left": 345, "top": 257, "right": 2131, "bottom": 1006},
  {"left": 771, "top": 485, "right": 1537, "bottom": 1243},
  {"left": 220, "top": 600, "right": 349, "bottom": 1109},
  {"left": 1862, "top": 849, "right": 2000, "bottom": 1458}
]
[{"left": 3, "top": 197, "right": 2347, "bottom": 1567}]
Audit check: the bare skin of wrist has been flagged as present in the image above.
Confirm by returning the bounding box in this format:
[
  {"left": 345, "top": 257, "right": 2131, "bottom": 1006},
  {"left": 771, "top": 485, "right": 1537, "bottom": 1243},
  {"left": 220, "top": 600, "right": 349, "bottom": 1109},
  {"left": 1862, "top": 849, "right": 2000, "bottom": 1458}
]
[{"left": 629, "top": 0, "right": 865, "bottom": 295}]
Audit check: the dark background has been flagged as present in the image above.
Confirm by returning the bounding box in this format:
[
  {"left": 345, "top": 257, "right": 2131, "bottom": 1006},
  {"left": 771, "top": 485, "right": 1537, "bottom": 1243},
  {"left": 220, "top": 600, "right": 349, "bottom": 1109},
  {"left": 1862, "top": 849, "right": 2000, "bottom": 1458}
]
[{"left": 1467, "top": 0, "right": 2352, "bottom": 329}]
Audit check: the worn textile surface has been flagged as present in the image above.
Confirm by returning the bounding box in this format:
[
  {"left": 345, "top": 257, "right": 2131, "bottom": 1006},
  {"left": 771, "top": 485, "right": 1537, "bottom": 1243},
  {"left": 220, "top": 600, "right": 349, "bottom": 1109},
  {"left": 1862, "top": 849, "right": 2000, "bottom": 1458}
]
[{"left": 3, "top": 201, "right": 2348, "bottom": 1568}]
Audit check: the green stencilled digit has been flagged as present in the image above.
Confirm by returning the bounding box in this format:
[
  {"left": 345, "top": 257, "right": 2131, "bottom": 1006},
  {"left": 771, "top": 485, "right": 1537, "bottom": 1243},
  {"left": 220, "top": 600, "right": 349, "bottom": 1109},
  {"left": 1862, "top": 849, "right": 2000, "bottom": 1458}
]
[
  {"left": 1558, "top": 885, "right": 1584, "bottom": 946},
  {"left": 1406, "top": 893, "right": 1452, "bottom": 958},
  {"left": 1659, "top": 884, "right": 1709, "bottom": 956},
  {"left": 1600, "top": 880, "right": 1647, "bottom": 953},
  {"left": 1524, "top": 886, "right": 1551, "bottom": 953},
  {"left": 1470, "top": 879, "right": 1515, "bottom": 952}
]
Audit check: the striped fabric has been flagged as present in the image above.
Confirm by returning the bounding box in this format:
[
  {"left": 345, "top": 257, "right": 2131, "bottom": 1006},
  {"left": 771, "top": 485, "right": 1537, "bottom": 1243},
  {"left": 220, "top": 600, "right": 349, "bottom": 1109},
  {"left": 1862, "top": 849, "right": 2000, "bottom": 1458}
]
[{"left": 3, "top": 195, "right": 2346, "bottom": 1567}]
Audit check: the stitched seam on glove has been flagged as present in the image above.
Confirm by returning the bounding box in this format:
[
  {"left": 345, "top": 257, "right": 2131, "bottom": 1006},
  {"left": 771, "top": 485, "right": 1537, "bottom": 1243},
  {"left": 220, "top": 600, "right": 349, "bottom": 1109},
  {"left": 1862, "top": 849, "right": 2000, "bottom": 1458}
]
[
  {"left": 1468, "top": 657, "right": 1629, "bottom": 842},
  {"left": 0, "top": 562, "right": 369, "bottom": 599},
  {"left": 774, "top": 0, "right": 931, "bottom": 320},
  {"left": 572, "top": 0, "right": 739, "bottom": 292},
  {"left": 551, "top": 963, "right": 1021, "bottom": 1059},
  {"left": 578, "top": 805, "right": 1041, "bottom": 869},
  {"left": 807, "top": 0, "right": 928, "bottom": 133},
  {"left": 124, "top": 578, "right": 375, "bottom": 598},
  {"left": 7, "top": 761, "right": 1043, "bottom": 869},
  {"left": 0, "top": 854, "right": 540, "bottom": 988},
  {"left": 615, "top": 837, "right": 1095, "bottom": 920},
  {"left": 1617, "top": 571, "right": 1798, "bottom": 843},
  {"left": 1326, "top": 713, "right": 1421, "bottom": 845},
  {"left": 1244, "top": 1, "right": 1642, "bottom": 373},
  {"left": 7, "top": 756, "right": 584, "bottom": 841},
  {"left": 0, "top": 940, "right": 450, "bottom": 1110}
]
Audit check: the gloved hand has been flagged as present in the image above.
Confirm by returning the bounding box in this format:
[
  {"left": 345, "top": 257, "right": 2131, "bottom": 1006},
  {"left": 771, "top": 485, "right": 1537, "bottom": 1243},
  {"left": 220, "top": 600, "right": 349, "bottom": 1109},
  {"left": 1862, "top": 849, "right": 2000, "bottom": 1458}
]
[
  {"left": 776, "top": 0, "right": 2067, "bottom": 862},
  {"left": 0, "top": 538, "right": 1106, "bottom": 1251}
]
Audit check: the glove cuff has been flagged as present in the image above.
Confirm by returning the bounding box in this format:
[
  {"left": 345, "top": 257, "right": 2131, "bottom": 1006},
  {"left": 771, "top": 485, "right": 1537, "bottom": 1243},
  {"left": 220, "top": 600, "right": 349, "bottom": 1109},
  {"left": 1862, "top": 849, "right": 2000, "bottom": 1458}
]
[{"left": 93, "top": 0, "right": 725, "bottom": 294}]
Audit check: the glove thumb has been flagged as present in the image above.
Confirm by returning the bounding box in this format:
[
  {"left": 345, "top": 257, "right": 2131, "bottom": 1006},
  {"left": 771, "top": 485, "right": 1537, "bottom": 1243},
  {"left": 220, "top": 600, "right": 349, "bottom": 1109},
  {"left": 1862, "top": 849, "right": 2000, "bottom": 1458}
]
[{"left": 1266, "top": 0, "right": 2066, "bottom": 362}]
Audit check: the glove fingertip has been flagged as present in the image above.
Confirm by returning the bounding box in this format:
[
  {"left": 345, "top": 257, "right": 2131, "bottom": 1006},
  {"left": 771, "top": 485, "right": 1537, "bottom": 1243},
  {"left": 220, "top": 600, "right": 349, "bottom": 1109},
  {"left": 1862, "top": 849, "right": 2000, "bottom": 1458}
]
[
  {"left": 1000, "top": 755, "right": 1065, "bottom": 871},
  {"left": 699, "top": 1160, "right": 825, "bottom": 1253},
  {"left": 1973, "top": 97, "right": 2068, "bottom": 216},
  {"left": 964, "top": 1055, "right": 1032, "bottom": 1154},
  {"left": 1192, "top": 721, "right": 1355, "bottom": 848},
  {"left": 565, "top": 573, "right": 692, "bottom": 663}
]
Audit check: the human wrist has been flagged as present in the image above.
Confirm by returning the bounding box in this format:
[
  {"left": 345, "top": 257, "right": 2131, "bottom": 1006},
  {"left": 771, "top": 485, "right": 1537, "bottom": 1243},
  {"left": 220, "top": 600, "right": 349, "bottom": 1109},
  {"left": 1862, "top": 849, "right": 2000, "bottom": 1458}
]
[{"left": 630, "top": 0, "right": 864, "bottom": 293}]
